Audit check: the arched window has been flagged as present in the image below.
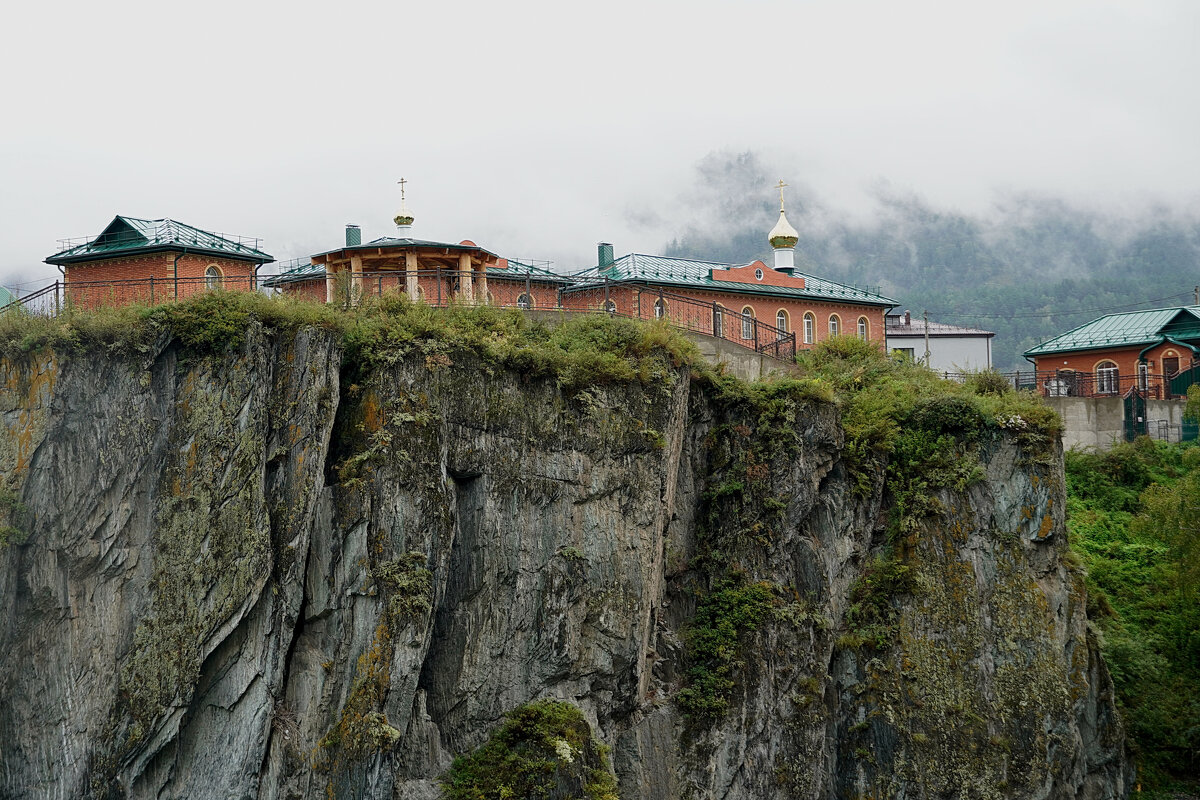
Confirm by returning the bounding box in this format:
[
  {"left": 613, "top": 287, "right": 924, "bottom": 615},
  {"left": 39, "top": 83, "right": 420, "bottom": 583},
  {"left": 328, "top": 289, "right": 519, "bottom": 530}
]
[
  {"left": 857, "top": 316, "right": 869, "bottom": 340},
  {"left": 741, "top": 306, "right": 754, "bottom": 339},
  {"left": 713, "top": 304, "right": 725, "bottom": 338},
  {"left": 1095, "top": 360, "right": 1119, "bottom": 394},
  {"left": 654, "top": 298, "right": 667, "bottom": 319},
  {"left": 802, "top": 312, "right": 814, "bottom": 344},
  {"left": 776, "top": 309, "right": 790, "bottom": 336},
  {"left": 604, "top": 299, "right": 616, "bottom": 314},
  {"left": 517, "top": 293, "right": 533, "bottom": 309},
  {"left": 829, "top": 314, "right": 841, "bottom": 336},
  {"left": 205, "top": 265, "right": 223, "bottom": 291}
]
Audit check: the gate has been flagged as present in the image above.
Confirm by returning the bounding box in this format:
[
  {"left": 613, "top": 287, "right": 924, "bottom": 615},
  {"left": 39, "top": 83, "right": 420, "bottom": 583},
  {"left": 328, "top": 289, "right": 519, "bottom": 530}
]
[{"left": 1124, "top": 389, "right": 1148, "bottom": 441}]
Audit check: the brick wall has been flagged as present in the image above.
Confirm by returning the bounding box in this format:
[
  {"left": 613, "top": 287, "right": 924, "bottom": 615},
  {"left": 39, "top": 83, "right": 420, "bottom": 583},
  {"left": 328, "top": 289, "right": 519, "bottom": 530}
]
[
  {"left": 64, "top": 253, "right": 258, "bottom": 309},
  {"left": 1032, "top": 341, "right": 1195, "bottom": 398}
]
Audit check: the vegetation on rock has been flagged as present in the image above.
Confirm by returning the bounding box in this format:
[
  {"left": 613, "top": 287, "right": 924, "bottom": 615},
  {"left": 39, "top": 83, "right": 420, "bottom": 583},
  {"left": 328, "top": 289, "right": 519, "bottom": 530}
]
[
  {"left": 1066, "top": 438, "right": 1200, "bottom": 790},
  {"left": 440, "top": 700, "right": 619, "bottom": 800}
]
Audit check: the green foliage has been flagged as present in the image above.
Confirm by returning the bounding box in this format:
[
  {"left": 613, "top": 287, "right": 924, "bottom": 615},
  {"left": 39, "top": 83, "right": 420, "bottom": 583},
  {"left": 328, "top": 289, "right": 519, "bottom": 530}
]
[
  {"left": 839, "top": 556, "right": 919, "bottom": 650},
  {"left": 1066, "top": 439, "right": 1200, "bottom": 788},
  {"left": 797, "top": 336, "right": 1058, "bottom": 493},
  {"left": 342, "top": 294, "right": 702, "bottom": 393},
  {"left": 373, "top": 551, "right": 433, "bottom": 622},
  {"left": 676, "top": 576, "right": 776, "bottom": 719},
  {"left": 440, "top": 700, "right": 618, "bottom": 800},
  {"left": 0, "top": 488, "right": 27, "bottom": 547},
  {"left": 1185, "top": 383, "right": 1200, "bottom": 423}
]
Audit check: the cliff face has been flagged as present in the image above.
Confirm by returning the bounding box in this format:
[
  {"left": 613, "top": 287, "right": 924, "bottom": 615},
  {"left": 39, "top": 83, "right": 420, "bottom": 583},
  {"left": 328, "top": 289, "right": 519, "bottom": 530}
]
[{"left": 0, "top": 326, "right": 1129, "bottom": 799}]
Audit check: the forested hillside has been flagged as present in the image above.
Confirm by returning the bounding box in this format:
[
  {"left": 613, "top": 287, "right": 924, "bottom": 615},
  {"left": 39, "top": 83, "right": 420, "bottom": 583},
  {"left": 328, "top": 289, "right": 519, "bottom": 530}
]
[{"left": 663, "top": 153, "right": 1200, "bottom": 371}]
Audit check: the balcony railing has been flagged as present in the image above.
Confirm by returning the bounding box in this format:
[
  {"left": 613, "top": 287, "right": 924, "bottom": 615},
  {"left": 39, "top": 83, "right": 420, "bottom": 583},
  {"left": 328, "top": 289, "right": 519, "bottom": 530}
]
[{"left": 940, "top": 369, "right": 1191, "bottom": 400}]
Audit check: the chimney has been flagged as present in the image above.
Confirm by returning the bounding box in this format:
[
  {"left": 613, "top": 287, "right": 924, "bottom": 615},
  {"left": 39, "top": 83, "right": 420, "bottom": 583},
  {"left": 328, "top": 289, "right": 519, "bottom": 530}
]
[
  {"left": 345, "top": 224, "right": 361, "bottom": 247},
  {"left": 598, "top": 242, "right": 614, "bottom": 269},
  {"left": 904, "top": 310, "right": 911, "bottom": 326}
]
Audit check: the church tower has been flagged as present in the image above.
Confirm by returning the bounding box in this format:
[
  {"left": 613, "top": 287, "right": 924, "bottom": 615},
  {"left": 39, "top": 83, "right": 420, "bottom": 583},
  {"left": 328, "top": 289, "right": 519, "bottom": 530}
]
[{"left": 768, "top": 179, "right": 800, "bottom": 274}]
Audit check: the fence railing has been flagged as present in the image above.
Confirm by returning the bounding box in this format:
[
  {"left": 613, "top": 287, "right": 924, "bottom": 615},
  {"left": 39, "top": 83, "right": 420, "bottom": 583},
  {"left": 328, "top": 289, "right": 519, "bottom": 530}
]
[
  {"left": 0, "top": 270, "right": 801, "bottom": 363},
  {"left": 940, "top": 369, "right": 1190, "bottom": 400}
]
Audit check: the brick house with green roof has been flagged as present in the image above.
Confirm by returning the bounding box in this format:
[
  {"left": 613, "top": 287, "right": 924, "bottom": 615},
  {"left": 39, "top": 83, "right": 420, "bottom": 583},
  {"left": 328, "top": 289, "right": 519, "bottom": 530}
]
[
  {"left": 46, "top": 216, "right": 273, "bottom": 308},
  {"left": 1024, "top": 306, "right": 1200, "bottom": 398},
  {"left": 561, "top": 248, "right": 895, "bottom": 350}
]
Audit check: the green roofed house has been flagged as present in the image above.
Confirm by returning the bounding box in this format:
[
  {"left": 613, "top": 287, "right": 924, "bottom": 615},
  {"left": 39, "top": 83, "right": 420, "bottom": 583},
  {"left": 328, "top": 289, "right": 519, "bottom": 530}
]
[
  {"left": 45, "top": 215, "right": 273, "bottom": 308},
  {"left": 1023, "top": 306, "right": 1200, "bottom": 399}
]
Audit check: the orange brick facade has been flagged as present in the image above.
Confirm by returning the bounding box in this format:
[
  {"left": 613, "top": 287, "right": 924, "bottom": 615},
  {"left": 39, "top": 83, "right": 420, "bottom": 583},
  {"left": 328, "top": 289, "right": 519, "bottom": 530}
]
[
  {"left": 1031, "top": 343, "right": 1194, "bottom": 398},
  {"left": 273, "top": 273, "right": 887, "bottom": 349},
  {"left": 64, "top": 253, "right": 257, "bottom": 309},
  {"left": 558, "top": 284, "right": 888, "bottom": 348}
]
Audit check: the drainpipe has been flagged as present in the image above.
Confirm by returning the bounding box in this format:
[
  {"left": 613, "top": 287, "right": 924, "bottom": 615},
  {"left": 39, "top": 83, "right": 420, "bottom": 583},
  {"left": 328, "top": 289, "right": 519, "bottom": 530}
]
[{"left": 173, "top": 249, "right": 187, "bottom": 300}]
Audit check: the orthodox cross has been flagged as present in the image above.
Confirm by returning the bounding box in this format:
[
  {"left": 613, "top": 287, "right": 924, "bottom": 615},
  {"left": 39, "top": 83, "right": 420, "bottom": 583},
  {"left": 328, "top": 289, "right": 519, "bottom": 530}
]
[
  {"left": 397, "top": 177, "right": 408, "bottom": 205},
  {"left": 776, "top": 179, "right": 788, "bottom": 212}
]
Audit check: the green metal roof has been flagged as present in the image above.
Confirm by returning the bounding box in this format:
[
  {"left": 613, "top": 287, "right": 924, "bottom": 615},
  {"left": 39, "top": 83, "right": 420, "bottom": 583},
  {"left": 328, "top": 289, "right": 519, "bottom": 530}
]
[
  {"left": 47, "top": 216, "right": 272, "bottom": 265},
  {"left": 310, "top": 236, "right": 500, "bottom": 261},
  {"left": 565, "top": 253, "right": 896, "bottom": 306},
  {"left": 261, "top": 255, "right": 572, "bottom": 288},
  {"left": 1024, "top": 306, "right": 1200, "bottom": 357}
]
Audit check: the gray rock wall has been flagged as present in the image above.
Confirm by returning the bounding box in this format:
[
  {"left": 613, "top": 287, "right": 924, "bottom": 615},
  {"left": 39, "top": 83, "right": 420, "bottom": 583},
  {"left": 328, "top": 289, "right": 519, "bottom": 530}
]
[{"left": 0, "top": 328, "right": 1129, "bottom": 799}]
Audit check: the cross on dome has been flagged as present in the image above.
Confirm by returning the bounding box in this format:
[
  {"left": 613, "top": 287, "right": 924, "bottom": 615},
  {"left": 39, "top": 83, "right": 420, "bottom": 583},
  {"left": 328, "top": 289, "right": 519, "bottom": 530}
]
[{"left": 394, "top": 177, "right": 414, "bottom": 228}]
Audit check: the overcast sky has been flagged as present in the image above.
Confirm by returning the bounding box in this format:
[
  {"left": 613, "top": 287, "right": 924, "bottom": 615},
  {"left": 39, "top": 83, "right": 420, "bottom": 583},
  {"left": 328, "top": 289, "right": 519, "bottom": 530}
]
[{"left": 2, "top": 0, "right": 1197, "bottom": 287}]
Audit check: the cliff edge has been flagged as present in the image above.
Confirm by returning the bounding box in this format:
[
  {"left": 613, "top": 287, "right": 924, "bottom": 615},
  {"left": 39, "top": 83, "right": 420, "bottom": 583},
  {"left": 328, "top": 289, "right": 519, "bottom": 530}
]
[{"left": 0, "top": 305, "right": 1130, "bottom": 799}]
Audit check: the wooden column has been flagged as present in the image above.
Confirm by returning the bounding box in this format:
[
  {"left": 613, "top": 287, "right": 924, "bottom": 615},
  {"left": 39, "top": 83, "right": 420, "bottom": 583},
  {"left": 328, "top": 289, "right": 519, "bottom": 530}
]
[
  {"left": 350, "top": 255, "right": 364, "bottom": 304},
  {"left": 406, "top": 252, "right": 419, "bottom": 301},
  {"left": 477, "top": 258, "right": 490, "bottom": 304},
  {"left": 458, "top": 252, "right": 474, "bottom": 304}
]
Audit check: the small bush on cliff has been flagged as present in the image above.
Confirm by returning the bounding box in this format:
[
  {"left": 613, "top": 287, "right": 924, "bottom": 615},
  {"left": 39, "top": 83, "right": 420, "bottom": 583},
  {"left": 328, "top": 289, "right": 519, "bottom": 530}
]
[
  {"left": 677, "top": 576, "right": 777, "bottom": 719},
  {"left": 1067, "top": 439, "right": 1200, "bottom": 789},
  {"left": 796, "top": 337, "right": 1060, "bottom": 491},
  {"left": 441, "top": 700, "right": 619, "bottom": 800},
  {"left": 341, "top": 295, "right": 703, "bottom": 392}
]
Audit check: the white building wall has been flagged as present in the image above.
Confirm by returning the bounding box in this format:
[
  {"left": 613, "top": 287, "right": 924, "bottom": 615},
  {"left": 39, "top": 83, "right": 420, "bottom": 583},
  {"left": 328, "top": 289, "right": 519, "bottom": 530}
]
[{"left": 887, "top": 335, "right": 992, "bottom": 373}]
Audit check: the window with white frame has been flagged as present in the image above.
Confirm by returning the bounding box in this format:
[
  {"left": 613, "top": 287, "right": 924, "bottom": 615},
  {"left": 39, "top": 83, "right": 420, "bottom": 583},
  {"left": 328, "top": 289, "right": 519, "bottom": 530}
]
[
  {"left": 829, "top": 314, "right": 840, "bottom": 336},
  {"left": 1096, "top": 361, "right": 1119, "bottom": 394},
  {"left": 857, "top": 317, "right": 868, "bottom": 340},
  {"left": 741, "top": 306, "right": 754, "bottom": 339},
  {"left": 205, "top": 265, "right": 223, "bottom": 290},
  {"left": 802, "top": 312, "right": 814, "bottom": 344}
]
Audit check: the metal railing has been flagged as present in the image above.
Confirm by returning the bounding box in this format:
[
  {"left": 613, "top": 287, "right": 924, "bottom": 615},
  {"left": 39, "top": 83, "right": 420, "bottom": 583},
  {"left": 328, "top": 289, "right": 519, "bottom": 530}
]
[
  {"left": 0, "top": 270, "right": 802, "bottom": 363},
  {"left": 54, "top": 221, "right": 264, "bottom": 256},
  {"left": 940, "top": 369, "right": 1186, "bottom": 400}
]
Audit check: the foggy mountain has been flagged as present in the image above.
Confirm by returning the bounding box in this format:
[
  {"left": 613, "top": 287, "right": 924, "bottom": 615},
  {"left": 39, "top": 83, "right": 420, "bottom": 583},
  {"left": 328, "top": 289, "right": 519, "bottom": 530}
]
[{"left": 662, "top": 152, "right": 1200, "bottom": 371}]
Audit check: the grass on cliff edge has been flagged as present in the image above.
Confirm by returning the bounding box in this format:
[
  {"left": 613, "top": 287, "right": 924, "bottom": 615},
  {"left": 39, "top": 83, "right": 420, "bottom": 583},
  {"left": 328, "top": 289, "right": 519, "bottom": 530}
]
[
  {"left": 0, "top": 291, "right": 705, "bottom": 391},
  {"left": 792, "top": 337, "right": 1061, "bottom": 487},
  {"left": 1066, "top": 438, "right": 1200, "bottom": 791}
]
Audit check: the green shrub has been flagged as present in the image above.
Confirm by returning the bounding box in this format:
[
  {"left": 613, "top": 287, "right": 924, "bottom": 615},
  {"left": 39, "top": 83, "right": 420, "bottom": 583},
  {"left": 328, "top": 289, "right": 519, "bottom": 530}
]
[
  {"left": 440, "top": 700, "right": 618, "bottom": 800},
  {"left": 1066, "top": 439, "right": 1200, "bottom": 788},
  {"left": 676, "top": 576, "right": 776, "bottom": 719}
]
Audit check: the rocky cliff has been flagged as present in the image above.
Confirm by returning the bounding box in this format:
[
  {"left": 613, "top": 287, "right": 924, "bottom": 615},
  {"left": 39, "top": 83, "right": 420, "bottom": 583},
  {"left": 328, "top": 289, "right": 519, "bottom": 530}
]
[{"left": 0, "top": 318, "right": 1130, "bottom": 799}]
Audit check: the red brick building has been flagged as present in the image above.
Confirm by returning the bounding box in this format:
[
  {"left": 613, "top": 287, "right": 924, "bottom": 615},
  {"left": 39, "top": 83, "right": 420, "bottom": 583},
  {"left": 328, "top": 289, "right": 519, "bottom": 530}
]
[
  {"left": 46, "top": 216, "right": 273, "bottom": 308},
  {"left": 263, "top": 197, "right": 895, "bottom": 358},
  {"left": 1024, "top": 306, "right": 1200, "bottom": 398}
]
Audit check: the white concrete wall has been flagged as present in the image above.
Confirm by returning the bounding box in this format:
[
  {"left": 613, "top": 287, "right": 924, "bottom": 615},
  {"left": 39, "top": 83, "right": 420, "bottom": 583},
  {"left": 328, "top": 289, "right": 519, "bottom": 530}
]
[{"left": 887, "top": 335, "right": 992, "bottom": 373}]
